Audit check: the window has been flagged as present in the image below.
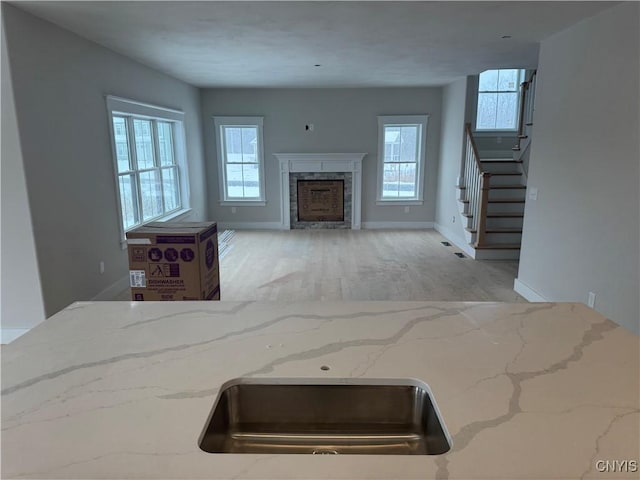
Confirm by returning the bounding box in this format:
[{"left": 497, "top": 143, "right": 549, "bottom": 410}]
[
  {"left": 214, "top": 117, "right": 265, "bottom": 205},
  {"left": 475, "top": 69, "right": 524, "bottom": 130},
  {"left": 106, "top": 96, "right": 189, "bottom": 240},
  {"left": 377, "top": 115, "right": 428, "bottom": 204}
]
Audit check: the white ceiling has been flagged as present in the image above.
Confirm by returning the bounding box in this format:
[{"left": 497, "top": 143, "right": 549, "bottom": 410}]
[{"left": 13, "top": 1, "right": 614, "bottom": 88}]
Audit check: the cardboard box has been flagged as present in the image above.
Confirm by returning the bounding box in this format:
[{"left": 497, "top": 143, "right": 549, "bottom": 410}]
[{"left": 126, "top": 222, "right": 220, "bottom": 301}]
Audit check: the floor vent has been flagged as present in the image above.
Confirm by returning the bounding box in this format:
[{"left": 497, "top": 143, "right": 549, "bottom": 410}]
[
  {"left": 441, "top": 241, "right": 451, "bottom": 247},
  {"left": 454, "top": 252, "right": 465, "bottom": 258}
]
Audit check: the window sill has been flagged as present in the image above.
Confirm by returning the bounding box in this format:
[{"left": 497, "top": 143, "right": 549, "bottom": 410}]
[
  {"left": 219, "top": 201, "right": 267, "bottom": 207},
  {"left": 119, "top": 208, "right": 193, "bottom": 249},
  {"left": 376, "top": 200, "right": 424, "bottom": 206}
]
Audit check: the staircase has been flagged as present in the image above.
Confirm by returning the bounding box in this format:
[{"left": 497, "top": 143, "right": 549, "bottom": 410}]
[
  {"left": 456, "top": 71, "right": 536, "bottom": 260},
  {"left": 457, "top": 156, "right": 526, "bottom": 259}
]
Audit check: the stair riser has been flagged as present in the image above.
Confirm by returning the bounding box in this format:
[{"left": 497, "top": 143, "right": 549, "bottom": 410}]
[
  {"left": 469, "top": 232, "right": 522, "bottom": 244},
  {"left": 486, "top": 217, "right": 524, "bottom": 229},
  {"left": 474, "top": 249, "right": 520, "bottom": 260},
  {"left": 487, "top": 203, "right": 525, "bottom": 214},
  {"left": 461, "top": 203, "right": 526, "bottom": 215},
  {"left": 488, "top": 189, "right": 526, "bottom": 200},
  {"left": 480, "top": 162, "right": 522, "bottom": 174},
  {"left": 484, "top": 232, "right": 523, "bottom": 244},
  {"left": 489, "top": 175, "right": 524, "bottom": 186}
]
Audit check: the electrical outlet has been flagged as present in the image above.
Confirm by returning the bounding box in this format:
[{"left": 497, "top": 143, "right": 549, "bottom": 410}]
[
  {"left": 231, "top": 207, "right": 237, "bottom": 214},
  {"left": 587, "top": 292, "right": 596, "bottom": 308},
  {"left": 404, "top": 206, "right": 410, "bottom": 213},
  {"left": 528, "top": 187, "right": 538, "bottom": 201},
  {"left": 99, "top": 261, "right": 105, "bottom": 275}
]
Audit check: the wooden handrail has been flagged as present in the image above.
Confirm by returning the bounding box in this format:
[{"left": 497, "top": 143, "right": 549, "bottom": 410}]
[
  {"left": 464, "top": 123, "right": 484, "bottom": 173},
  {"left": 525, "top": 70, "right": 537, "bottom": 84},
  {"left": 515, "top": 82, "right": 528, "bottom": 140},
  {"left": 475, "top": 172, "right": 491, "bottom": 247},
  {"left": 513, "top": 70, "right": 537, "bottom": 150}
]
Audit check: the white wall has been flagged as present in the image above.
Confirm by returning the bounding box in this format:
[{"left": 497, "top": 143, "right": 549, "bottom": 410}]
[
  {"left": 2, "top": 4, "right": 208, "bottom": 318},
  {"left": 1, "top": 12, "right": 46, "bottom": 339},
  {"left": 201, "top": 88, "right": 442, "bottom": 227},
  {"left": 434, "top": 77, "right": 468, "bottom": 246},
  {"left": 516, "top": 2, "right": 639, "bottom": 334}
]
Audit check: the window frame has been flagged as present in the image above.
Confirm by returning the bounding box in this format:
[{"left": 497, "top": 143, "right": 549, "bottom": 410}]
[
  {"left": 376, "top": 115, "right": 429, "bottom": 205},
  {"left": 474, "top": 69, "right": 525, "bottom": 133},
  {"left": 214, "top": 116, "right": 266, "bottom": 206},
  {"left": 106, "top": 96, "right": 191, "bottom": 247}
]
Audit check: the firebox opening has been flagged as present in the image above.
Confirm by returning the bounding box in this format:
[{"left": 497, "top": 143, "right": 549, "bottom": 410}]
[{"left": 297, "top": 180, "right": 345, "bottom": 222}]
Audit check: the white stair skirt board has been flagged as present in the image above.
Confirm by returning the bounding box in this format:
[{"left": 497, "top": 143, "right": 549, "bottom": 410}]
[
  {"left": 514, "top": 278, "right": 549, "bottom": 302},
  {"left": 434, "top": 223, "right": 477, "bottom": 259},
  {"left": 1, "top": 328, "right": 30, "bottom": 344},
  {"left": 361, "top": 222, "right": 434, "bottom": 230}
]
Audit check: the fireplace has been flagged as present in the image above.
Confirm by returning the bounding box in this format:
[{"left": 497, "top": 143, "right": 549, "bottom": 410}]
[
  {"left": 290, "top": 174, "right": 351, "bottom": 229},
  {"left": 297, "top": 180, "right": 344, "bottom": 222},
  {"left": 274, "top": 153, "right": 366, "bottom": 230}
]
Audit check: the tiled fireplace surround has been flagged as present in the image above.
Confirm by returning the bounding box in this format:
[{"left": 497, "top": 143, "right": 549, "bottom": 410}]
[{"left": 274, "top": 153, "right": 366, "bottom": 230}]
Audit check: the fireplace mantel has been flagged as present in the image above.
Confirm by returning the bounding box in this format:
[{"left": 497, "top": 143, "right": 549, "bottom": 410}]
[{"left": 274, "top": 153, "right": 366, "bottom": 230}]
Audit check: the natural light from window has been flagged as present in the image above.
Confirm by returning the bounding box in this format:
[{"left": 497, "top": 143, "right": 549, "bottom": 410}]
[
  {"left": 111, "top": 115, "right": 182, "bottom": 231},
  {"left": 476, "top": 69, "right": 523, "bottom": 130},
  {"left": 377, "top": 115, "right": 428, "bottom": 204},
  {"left": 214, "top": 116, "right": 265, "bottom": 204},
  {"left": 382, "top": 125, "right": 419, "bottom": 198}
]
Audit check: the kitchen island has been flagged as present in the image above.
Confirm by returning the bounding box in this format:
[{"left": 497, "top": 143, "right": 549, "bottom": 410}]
[{"left": 1, "top": 301, "right": 638, "bottom": 479}]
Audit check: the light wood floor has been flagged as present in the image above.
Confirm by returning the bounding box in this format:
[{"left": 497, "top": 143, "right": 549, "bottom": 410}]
[{"left": 215, "top": 230, "right": 524, "bottom": 303}]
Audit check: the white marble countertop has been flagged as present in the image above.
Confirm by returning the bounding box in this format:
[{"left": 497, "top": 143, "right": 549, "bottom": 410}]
[{"left": 1, "top": 301, "right": 638, "bottom": 479}]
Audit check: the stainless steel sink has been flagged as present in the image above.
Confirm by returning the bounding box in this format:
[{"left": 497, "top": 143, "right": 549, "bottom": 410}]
[{"left": 198, "top": 378, "right": 451, "bottom": 455}]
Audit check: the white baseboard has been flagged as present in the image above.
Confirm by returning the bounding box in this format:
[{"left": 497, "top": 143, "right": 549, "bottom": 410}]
[
  {"left": 434, "top": 223, "right": 476, "bottom": 258},
  {"left": 514, "top": 278, "right": 549, "bottom": 302},
  {"left": 216, "top": 222, "right": 282, "bottom": 231},
  {"left": 361, "top": 222, "right": 434, "bottom": 229},
  {"left": 1, "top": 328, "right": 30, "bottom": 344},
  {"left": 91, "top": 275, "right": 130, "bottom": 301}
]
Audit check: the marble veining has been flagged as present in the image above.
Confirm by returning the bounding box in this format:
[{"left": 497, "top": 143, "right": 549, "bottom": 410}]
[{"left": 1, "top": 301, "right": 638, "bottom": 479}]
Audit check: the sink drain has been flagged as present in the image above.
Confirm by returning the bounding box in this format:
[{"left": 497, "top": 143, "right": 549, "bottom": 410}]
[{"left": 312, "top": 448, "right": 339, "bottom": 455}]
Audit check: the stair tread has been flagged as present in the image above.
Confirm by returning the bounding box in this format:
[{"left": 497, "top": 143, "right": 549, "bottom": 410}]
[
  {"left": 463, "top": 212, "right": 525, "bottom": 219},
  {"left": 488, "top": 198, "right": 526, "bottom": 203},
  {"left": 480, "top": 160, "right": 523, "bottom": 164},
  {"left": 461, "top": 198, "right": 525, "bottom": 203},
  {"left": 490, "top": 184, "right": 526, "bottom": 189},
  {"left": 466, "top": 228, "right": 523, "bottom": 233},
  {"left": 487, "top": 213, "right": 524, "bottom": 218},
  {"left": 490, "top": 172, "right": 522, "bottom": 176},
  {"left": 474, "top": 244, "right": 521, "bottom": 250},
  {"left": 461, "top": 184, "right": 526, "bottom": 190}
]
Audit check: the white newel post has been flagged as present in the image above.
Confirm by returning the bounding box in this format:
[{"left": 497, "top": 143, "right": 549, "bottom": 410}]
[{"left": 274, "top": 153, "right": 366, "bottom": 230}]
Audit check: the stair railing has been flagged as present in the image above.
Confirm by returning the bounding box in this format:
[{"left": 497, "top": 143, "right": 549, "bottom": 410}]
[
  {"left": 462, "top": 123, "right": 491, "bottom": 247},
  {"left": 513, "top": 70, "right": 537, "bottom": 152}
]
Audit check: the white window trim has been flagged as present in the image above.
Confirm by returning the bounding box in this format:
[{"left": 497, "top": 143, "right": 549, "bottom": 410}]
[
  {"left": 214, "top": 116, "right": 266, "bottom": 206},
  {"left": 105, "top": 95, "right": 192, "bottom": 248},
  {"left": 473, "top": 69, "right": 525, "bottom": 133},
  {"left": 376, "top": 115, "right": 428, "bottom": 205}
]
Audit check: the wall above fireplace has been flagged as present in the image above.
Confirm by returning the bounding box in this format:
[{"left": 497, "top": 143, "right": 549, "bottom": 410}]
[{"left": 274, "top": 153, "right": 366, "bottom": 230}]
